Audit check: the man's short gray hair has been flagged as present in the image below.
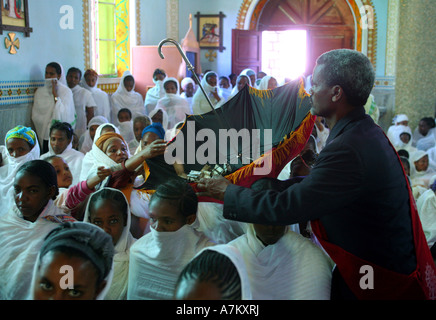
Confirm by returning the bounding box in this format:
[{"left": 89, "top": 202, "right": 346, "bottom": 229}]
[{"left": 316, "top": 49, "right": 375, "bottom": 107}]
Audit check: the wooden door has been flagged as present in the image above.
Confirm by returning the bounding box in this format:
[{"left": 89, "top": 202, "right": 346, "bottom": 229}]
[{"left": 231, "top": 29, "right": 262, "bottom": 75}]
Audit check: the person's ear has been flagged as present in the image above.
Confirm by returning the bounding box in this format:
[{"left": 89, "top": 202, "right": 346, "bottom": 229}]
[
  {"left": 331, "top": 85, "right": 343, "bottom": 102},
  {"left": 48, "top": 185, "right": 57, "bottom": 200},
  {"left": 186, "top": 214, "right": 196, "bottom": 225}
]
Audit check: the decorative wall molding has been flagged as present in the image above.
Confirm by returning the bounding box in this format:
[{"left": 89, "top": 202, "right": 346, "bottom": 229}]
[
  {"left": 166, "top": 0, "right": 179, "bottom": 40},
  {"left": 0, "top": 80, "right": 44, "bottom": 106},
  {"left": 385, "top": 0, "right": 400, "bottom": 77}
]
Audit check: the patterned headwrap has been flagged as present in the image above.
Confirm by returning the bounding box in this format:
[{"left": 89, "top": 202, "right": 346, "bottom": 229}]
[
  {"left": 96, "top": 132, "right": 127, "bottom": 153},
  {"left": 5, "top": 125, "right": 36, "bottom": 146}
]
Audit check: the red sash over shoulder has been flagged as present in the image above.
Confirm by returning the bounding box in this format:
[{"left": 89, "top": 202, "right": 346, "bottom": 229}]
[{"left": 311, "top": 134, "right": 436, "bottom": 300}]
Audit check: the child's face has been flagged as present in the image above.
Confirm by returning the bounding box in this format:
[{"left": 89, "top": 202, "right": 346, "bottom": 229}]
[
  {"left": 33, "top": 251, "right": 104, "bottom": 300},
  {"left": 49, "top": 157, "right": 73, "bottom": 189},
  {"left": 85, "top": 75, "right": 98, "bottom": 88},
  {"left": 253, "top": 224, "right": 286, "bottom": 245},
  {"left": 14, "top": 172, "right": 55, "bottom": 221},
  {"left": 151, "top": 110, "right": 163, "bottom": 124},
  {"left": 148, "top": 199, "right": 193, "bottom": 232},
  {"left": 141, "top": 132, "right": 160, "bottom": 148},
  {"left": 104, "top": 138, "right": 129, "bottom": 163},
  {"left": 66, "top": 71, "right": 81, "bottom": 89},
  {"left": 184, "top": 83, "right": 194, "bottom": 97},
  {"left": 89, "top": 125, "right": 100, "bottom": 141},
  {"left": 154, "top": 74, "right": 165, "bottom": 82},
  {"left": 6, "top": 138, "right": 31, "bottom": 158},
  {"left": 219, "top": 78, "right": 229, "bottom": 89},
  {"left": 414, "top": 155, "right": 429, "bottom": 172},
  {"left": 268, "top": 78, "right": 278, "bottom": 90},
  {"left": 50, "top": 129, "right": 72, "bottom": 155},
  {"left": 400, "top": 133, "right": 411, "bottom": 144},
  {"left": 134, "top": 122, "right": 147, "bottom": 142},
  {"left": 164, "top": 82, "right": 178, "bottom": 94},
  {"left": 206, "top": 75, "right": 217, "bottom": 87},
  {"left": 118, "top": 111, "right": 131, "bottom": 123},
  {"left": 237, "top": 77, "right": 249, "bottom": 91},
  {"left": 124, "top": 79, "right": 134, "bottom": 92},
  {"left": 90, "top": 199, "right": 125, "bottom": 245}
]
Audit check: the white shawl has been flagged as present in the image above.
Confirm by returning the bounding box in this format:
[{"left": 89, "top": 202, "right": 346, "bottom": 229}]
[
  {"left": 83, "top": 187, "right": 136, "bottom": 300},
  {"left": 148, "top": 107, "right": 169, "bottom": 131},
  {"left": 79, "top": 123, "right": 123, "bottom": 181},
  {"left": 416, "top": 189, "right": 436, "bottom": 248},
  {"left": 70, "top": 84, "right": 97, "bottom": 138},
  {"left": 79, "top": 115, "right": 109, "bottom": 154},
  {"left": 111, "top": 71, "right": 145, "bottom": 125},
  {"left": 40, "top": 141, "right": 84, "bottom": 187},
  {"left": 32, "top": 79, "right": 76, "bottom": 143},
  {"left": 257, "top": 75, "right": 273, "bottom": 90},
  {"left": 155, "top": 77, "right": 191, "bottom": 130},
  {"left": 144, "top": 78, "right": 166, "bottom": 115},
  {"left": 81, "top": 77, "right": 112, "bottom": 122},
  {"left": 410, "top": 150, "right": 436, "bottom": 188},
  {"left": 228, "top": 225, "right": 333, "bottom": 300},
  {"left": 127, "top": 218, "right": 214, "bottom": 300},
  {"left": 0, "top": 201, "right": 66, "bottom": 299},
  {"left": 229, "top": 74, "right": 252, "bottom": 99},
  {"left": 192, "top": 244, "right": 253, "bottom": 300},
  {"left": 192, "top": 71, "right": 224, "bottom": 115},
  {"left": 118, "top": 121, "right": 135, "bottom": 146},
  {"left": 0, "top": 136, "right": 40, "bottom": 217}
]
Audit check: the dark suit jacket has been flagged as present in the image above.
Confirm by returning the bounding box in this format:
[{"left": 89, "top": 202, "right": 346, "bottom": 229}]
[{"left": 223, "top": 107, "right": 417, "bottom": 277}]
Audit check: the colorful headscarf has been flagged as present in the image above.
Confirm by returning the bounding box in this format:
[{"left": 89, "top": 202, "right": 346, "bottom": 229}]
[
  {"left": 5, "top": 125, "right": 36, "bottom": 146},
  {"left": 141, "top": 122, "right": 166, "bottom": 140},
  {"left": 96, "top": 132, "right": 127, "bottom": 153}
]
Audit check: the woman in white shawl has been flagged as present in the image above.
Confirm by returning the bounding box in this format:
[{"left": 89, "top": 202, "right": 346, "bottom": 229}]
[
  {"left": 29, "top": 221, "right": 115, "bottom": 300},
  {"left": 155, "top": 77, "right": 191, "bottom": 130},
  {"left": 180, "top": 77, "right": 196, "bottom": 113},
  {"left": 81, "top": 69, "right": 112, "bottom": 122},
  {"left": 111, "top": 71, "right": 145, "bottom": 125},
  {"left": 228, "top": 224, "right": 333, "bottom": 300},
  {"left": 416, "top": 180, "right": 436, "bottom": 250},
  {"left": 0, "top": 160, "right": 76, "bottom": 300},
  {"left": 240, "top": 68, "right": 257, "bottom": 88},
  {"left": 414, "top": 117, "right": 436, "bottom": 151},
  {"left": 79, "top": 115, "right": 109, "bottom": 154},
  {"left": 0, "top": 126, "right": 40, "bottom": 217},
  {"left": 386, "top": 114, "right": 411, "bottom": 146},
  {"left": 410, "top": 150, "right": 436, "bottom": 189},
  {"left": 257, "top": 75, "right": 278, "bottom": 91},
  {"left": 40, "top": 121, "right": 84, "bottom": 186},
  {"left": 144, "top": 68, "right": 167, "bottom": 115},
  {"left": 32, "top": 62, "right": 76, "bottom": 151},
  {"left": 192, "top": 71, "right": 225, "bottom": 115},
  {"left": 219, "top": 75, "right": 233, "bottom": 101},
  {"left": 83, "top": 188, "right": 135, "bottom": 300},
  {"left": 393, "top": 125, "right": 417, "bottom": 154},
  {"left": 127, "top": 179, "right": 214, "bottom": 300},
  {"left": 174, "top": 244, "right": 252, "bottom": 300},
  {"left": 80, "top": 123, "right": 122, "bottom": 181},
  {"left": 148, "top": 107, "right": 169, "bottom": 131},
  {"left": 229, "top": 74, "right": 252, "bottom": 99}
]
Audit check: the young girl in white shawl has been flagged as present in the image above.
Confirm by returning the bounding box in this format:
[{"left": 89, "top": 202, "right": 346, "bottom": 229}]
[
  {"left": 0, "top": 126, "right": 40, "bottom": 217},
  {"left": 29, "top": 221, "right": 114, "bottom": 300},
  {"left": 416, "top": 181, "right": 436, "bottom": 251},
  {"left": 410, "top": 150, "right": 436, "bottom": 189},
  {"left": 229, "top": 74, "right": 252, "bottom": 99},
  {"left": 155, "top": 77, "right": 191, "bottom": 130},
  {"left": 219, "top": 76, "right": 233, "bottom": 101},
  {"left": 111, "top": 71, "right": 145, "bottom": 125},
  {"left": 144, "top": 68, "right": 167, "bottom": 115},
  {"left": 0, "top": 160, "right": 76, "bottom": 299},
  {"left": 127, "top": 179, "right": 215, "bottom": 300},
  {"left": 180, "top": 77, "right": 196, "bottom": 113},
  {"left": 174, "top": 244, "right": 252, "bottom": 300},
  {"left": 257, "top": 75, "right": 278, "bottom": 91},
  {"left": 192, "top": 71, "right": 225, "bottom": 115},
  {"left": 83, "top": 188, "right": 136, "bottom": 300},
  {"left": 393, "top": 125, "right": 417, "bottom": 154},
  {"left": 81, "top": 69, "right": 112, "bottom": 122},
  {"left": 32, "top": 62, "right": 76, "bottom": 151}
]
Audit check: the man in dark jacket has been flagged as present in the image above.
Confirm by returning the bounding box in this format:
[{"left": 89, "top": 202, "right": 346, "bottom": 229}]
[{"left": 197, "top": 49, "right": 436, "bottom": 300}]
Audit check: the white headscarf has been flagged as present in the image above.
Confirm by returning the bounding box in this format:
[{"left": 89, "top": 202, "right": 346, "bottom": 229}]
[
  {"left": 0, "top": 200, "right": 70, "bottom": 299},
  {"left": 229, "top": 74, "right": 252, "bottom": 98},
  {"left": 257, "top": 75, "right": 274, "bottom": 90},
  {"left": 416, "top": 188, "right": 436, "bottom": 248},
  {"left": 79, "top": 115, "right": 109, "bottom": 154},
  {"left": 190, "top": 244, "right": 253, "bottom": 300},
  {"left": 180, "top": 77, "right": 196, "bottom": 113},
  {"left": 393, "top": 125, "right": 417, "bottom": 154},
  {"left": 218, "top": 76, "right": 233, "bottom": 101},
  {"left": 228, "top": 225, "right": 333, "bottom": 300},
  {"left": 111, "top": 71, "right": 145, "bottom": 125},
  {"left": 144, "top": 75, "right": 167, "bottom": 115},
  {"left": 83, "top": 187, "right": 136, "bottom": 300},
  {"left": 155, "top": 77, "right": 191, "bottom": 130},
  {"left": 192, "top": 71, "right": 224, "bottom": 115},
  {"left": 32, "top": 67, "right": 76, "bottom": 143},
  {"left": 148, "top": 107, "right": 169, "bottom": 131},
  {"left": 79, "top": 123, "right": 125, "bottom": 181},
  {"left": 127, "top": 218, "right": 214, "bottom": 300},
  {"left": 410, "top": 150, "right": 436, "bottom": 188},
  {"left": 0, "top": 130, "right": 40, "bottom": 217},
  {"left": 81, "top": 73, "right": 112, "bottom": 122}
]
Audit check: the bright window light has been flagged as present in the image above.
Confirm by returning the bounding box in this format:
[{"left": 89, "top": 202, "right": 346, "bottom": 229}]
[{"left": 262, "top": 30, "right": 307, "bottom": 84}]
